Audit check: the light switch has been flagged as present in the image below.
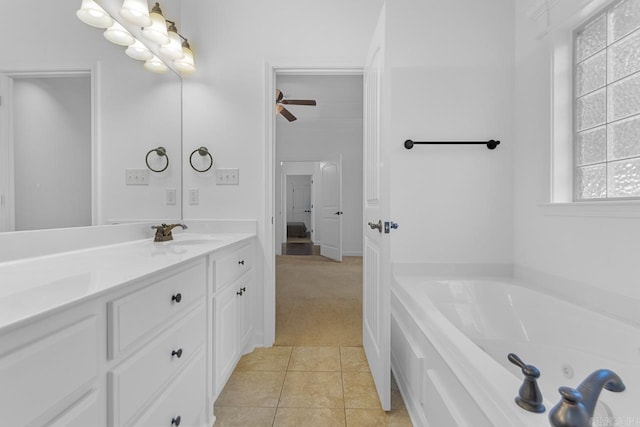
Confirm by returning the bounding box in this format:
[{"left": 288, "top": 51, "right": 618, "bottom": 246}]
[
  {"left": 166, "top": 189, "right": 176, "bottom": 205},
  {"left": 216, "top": 168, "right": 239, "bottom": 185},
  {"left": 125, "top": 169, "right": 149, "bottom": 185},
  {"left": 189, "top": 188, "right": 199, "bottom": 205}
]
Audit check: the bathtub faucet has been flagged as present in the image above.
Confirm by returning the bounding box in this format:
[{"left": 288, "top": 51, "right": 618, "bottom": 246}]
[
  {"left": 507, "top": 353, "right": 545, "bottom": 413},
  {"left": 151, "top": 223, "right": 188, "bottom": 242},
  {"left": 549, "top": 369, "right": 625, "bottom": 427}
]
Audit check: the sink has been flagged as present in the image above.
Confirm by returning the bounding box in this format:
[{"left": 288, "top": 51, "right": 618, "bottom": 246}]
[{"left": 165, "top": 238, "right": 220, "bottom": 246}]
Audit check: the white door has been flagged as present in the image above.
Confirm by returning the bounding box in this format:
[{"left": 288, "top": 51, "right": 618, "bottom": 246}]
[
  {"left": 363, "top": 6, "right": 391, "bottom": 410},
  {"left": 320, "top": 160, "right": 342, "bottom": 261},
  {"left": 292, "top": 181, "right": 311, "bottom": 230}
]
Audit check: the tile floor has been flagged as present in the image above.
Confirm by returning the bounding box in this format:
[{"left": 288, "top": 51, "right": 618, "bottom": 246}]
[{"left": 213, "top": 256, "right": 413, "bottom": 426}]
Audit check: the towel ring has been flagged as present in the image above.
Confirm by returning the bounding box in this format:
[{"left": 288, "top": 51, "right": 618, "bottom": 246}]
[
  {"left": 145, "top": 147, "right": 169, "bottom": 173},
  {"left": 189, "top": 146, "right": 214, "bottom": 173}
]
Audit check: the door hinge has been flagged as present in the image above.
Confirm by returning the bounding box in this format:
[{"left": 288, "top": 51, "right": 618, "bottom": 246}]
[{"left": 271, "top": 216, "right": 274, "bottom": 224}]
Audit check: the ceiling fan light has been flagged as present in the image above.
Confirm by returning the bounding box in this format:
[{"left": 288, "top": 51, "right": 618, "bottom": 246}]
[
  {"left": 144, "top": 55, "right": 168, "bottom": 73},
  {"left": 125, "top": 39, "right": 153, "bottom": 60},
  {"left": 141, "top": 3, "right": 170, "bottom": 45},
  {"left": 104, "top": 21, "right": 135, "bottom": 46},
  {"left": 160, "top": 25, "right": 184, "bottom": 60},
  {"left": 76, "top": 0, "right": 114, "bottom": 28},
  {"left": 120, "top": 0, "right": 152, "bottom": 27},
  {"left": 174, "top": 41, "right": 195, "bottom": 74}
]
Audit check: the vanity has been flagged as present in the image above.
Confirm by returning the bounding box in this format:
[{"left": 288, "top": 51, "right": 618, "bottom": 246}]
[{"left": 0, "top": 223, "right": 258, "bottom": 427}]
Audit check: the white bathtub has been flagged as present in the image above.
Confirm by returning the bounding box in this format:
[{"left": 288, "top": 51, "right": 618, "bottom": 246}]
[{"left": 391, "top": 275, "right": 639, "bottom": 427}]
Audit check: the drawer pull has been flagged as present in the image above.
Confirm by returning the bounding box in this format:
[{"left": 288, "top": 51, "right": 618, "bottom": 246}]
[
  {"left": 240, "top": 287, "right": 246, "bottom": 293},
  {"left": 238, "top": 260, "right": 245, "bottom": 265},
  {"left": 171, "top": 415, "right": 181, "bottom": 426},
  {"left": 236, "top": 289, "right": 244, "bottom": 296},
  {"left": 171, "top": 293, "right": 182, "bottom": 303},
  {"left": 171, "top": 348, "right": 183, "bottom": 358}
]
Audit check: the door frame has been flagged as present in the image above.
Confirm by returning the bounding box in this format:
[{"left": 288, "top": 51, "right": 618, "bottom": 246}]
[
  {"left": 263, "top": 62, "right": 363, "bottom": 345},
  {"left": 0, "top": 64, "right": 100, "bottom": 232}
]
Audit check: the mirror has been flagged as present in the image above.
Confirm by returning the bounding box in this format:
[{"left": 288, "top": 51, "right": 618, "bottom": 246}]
[{"left": 0, "top": 0, "right": 183, "bottom": 232}]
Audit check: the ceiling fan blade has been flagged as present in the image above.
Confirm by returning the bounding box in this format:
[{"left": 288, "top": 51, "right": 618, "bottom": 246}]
[
  {"left": 279, "top": 106, "right": 297, "bottom": 122},
  {"left": 276, "top": 89, "right": 284, "bottom": 103},
  {"left": 275, "top": 104, "right": 284, "bottom": 115},
  {"left": 281, "top": 99, "right": 317, "bottom": 106}
]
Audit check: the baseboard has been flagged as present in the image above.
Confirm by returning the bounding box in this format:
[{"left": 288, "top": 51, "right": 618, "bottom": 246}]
[{"left": 342, "top": 251, "right": 363, "bottom": 257}]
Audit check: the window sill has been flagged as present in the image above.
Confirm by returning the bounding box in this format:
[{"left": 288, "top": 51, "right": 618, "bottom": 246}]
[{"left": 538, "top": 201, "right": 640, "bottom": 218}]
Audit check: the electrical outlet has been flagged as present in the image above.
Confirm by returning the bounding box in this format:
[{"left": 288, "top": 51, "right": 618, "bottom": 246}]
[
  {"left": 166, "top": 189, "right": 176, "bottom": 205},
  {"left": 216, "top": 168, "right": 239, "bottom": 185},
  {"left": 125, "top": 169, "right": 149, "bottom": 185},
  {"left": 189, "top": 188, "right": 199, "bottom": 205}
]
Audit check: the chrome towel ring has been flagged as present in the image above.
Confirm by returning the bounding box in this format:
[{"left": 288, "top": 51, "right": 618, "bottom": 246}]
[
  {"left": 145, "top": 147, "right": 169, "bottom": 173},
  {"left": 189, "top": 146, "right": 214, "bottom": 173}
]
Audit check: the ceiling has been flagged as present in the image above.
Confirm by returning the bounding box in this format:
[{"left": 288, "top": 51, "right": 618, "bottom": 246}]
[{"left": 275, "top": 74, "right": 363, "bottom": 125}]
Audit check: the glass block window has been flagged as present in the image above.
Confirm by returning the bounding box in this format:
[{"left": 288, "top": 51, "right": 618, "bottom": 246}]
[{"left": 574, "top": 0, "right": 640, "bottom": 200}]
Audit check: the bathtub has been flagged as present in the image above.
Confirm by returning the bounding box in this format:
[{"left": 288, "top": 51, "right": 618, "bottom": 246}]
[{"left": 391, "top": 275, "right": 639, "bottom": 427}]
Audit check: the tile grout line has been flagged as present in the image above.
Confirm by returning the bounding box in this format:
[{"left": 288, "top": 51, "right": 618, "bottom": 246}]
[
  {"left": 271, "top": 346, "right": 294, "bottom": 427},
  {"left": 340, "top": 346, "right": 348, "bottom": 427}
]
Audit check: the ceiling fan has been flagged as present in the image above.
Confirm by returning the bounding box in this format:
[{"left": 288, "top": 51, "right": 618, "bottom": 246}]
[{"left": 275, "top": 89, "right": 317, "bottom": 122}]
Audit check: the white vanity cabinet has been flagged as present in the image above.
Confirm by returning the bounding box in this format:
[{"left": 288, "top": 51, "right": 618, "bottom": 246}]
[
  {"left": 211, "top": 242, "right": 255, "bottom": 398},
  {"left": 0, "top": 304, "right": 103, "bottom": 427},
  {"left": 107, "top": 259, "right": 208, "bottom": 427}
]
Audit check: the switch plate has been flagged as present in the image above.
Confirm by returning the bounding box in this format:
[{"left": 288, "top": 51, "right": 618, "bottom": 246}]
[
  {"left": 166, "top": 189, "right": 176, "bottom": 205},
  {"left": 216, "top": 168, "right": 239, "bottom": 185},
  {"left": 189, "top": 188, "right": 199, "bottom": 205},
  {"left": 125, "top": 169, "right": 149, "bottom": 185}
]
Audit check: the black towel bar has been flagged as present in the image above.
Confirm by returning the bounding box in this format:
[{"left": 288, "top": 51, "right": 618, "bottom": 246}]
[{"left": 404, "top": 139, "right": 500, "bottom": 150}]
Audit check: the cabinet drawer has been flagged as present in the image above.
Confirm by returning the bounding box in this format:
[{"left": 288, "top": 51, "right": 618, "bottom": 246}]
[
  {"left": 108, "top": 260, "right": 206, "bottom": 358},
  {"left": 109, "top": 303, "right": 206, "bottom": 427},
  {"left": 134, "top": 349, "right": 207, "bottom": 427},
  {"left": 214, "top": 244, "right": 253, "bottom": 292},
  {"left": 0, "top": 316, "right": 98, "bottom": 426},
  {"left": 50, "top": 391, "right": 101, "bottom": 427}
]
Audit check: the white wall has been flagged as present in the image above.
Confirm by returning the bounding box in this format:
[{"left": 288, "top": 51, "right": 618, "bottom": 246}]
[
  {"left": 0, "top": 0, "right": 182, "bottom": 227},
  {"left": 180, "top": 0, "right": 382, "bottom": 232},
  {"left": 513, "top": 0, "right": 640, "bottom": 303},
  {"left": 386, "top": 0, "right": 515, "bottom": 264},
  {"left": 13, "top": 77, "right": 92, "bottom": 230}
]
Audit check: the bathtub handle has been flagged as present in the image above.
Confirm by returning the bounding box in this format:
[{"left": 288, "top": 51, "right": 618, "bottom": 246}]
[
  {"left": 368, "top": 220, "right": 382, "bottom": 233},
  {"left": 507, "top": 353, "right": 546, "bottom": 413}
]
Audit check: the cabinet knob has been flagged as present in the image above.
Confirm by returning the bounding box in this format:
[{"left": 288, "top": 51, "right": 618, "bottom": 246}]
[
  {"left": 240, "top": 287, "right": 246, "bottom": 293},
  {"left": 238, "top": 260, "right": 245, "bottom": 265},
  {"left": 171, "top": 416, "right": 181, "bottom": 426},
  {"left": 236, "top": 290, "right": 244, "bottom": 296},
  {"left": 171, "top": 293, "right": 182, "bottom": 303},
  {"left": 171, "top": 348, "right": 183, "bottom": 358}
]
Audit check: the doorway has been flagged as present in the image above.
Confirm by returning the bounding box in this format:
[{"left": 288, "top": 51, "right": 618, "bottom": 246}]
[{"left": 273, "top": 71, "right": 364, "bottom": 344}]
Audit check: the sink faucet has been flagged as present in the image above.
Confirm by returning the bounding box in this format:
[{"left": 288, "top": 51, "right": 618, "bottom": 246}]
[
  {"left": 549, "top": 369, "right": 625, "bottom": 427},
  {"left": 151, "top": 223, "right": 188, "bottom": 242}
]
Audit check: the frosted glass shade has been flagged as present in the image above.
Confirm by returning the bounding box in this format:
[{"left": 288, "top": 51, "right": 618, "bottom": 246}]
[
  {"left": 104, "top": 22, "right": 135, "bottom": 46},
  {"left": 144, "top": 56, "right": 168, "bottom": 73},
  {"left": 120, "top": 0, "right": 152, "bottom": 27},
  {"left": 125, "top": 39, "right": 153, "bottom": 60},
  {"left": 174, "top": 43, "right": 195, "bottom": 74},
  {"left": 141, "top": 9, "right": 169, "bottom": 45},
  {"left": 76, "top": 0, "right": 113, "bottom": 28},
  {"left": 160, "top": 31, "right": 184, "bottom": 60}
]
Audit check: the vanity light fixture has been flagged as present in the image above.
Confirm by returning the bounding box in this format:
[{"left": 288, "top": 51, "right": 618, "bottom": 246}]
[
  {"left": 174, "top": 40, "right": 195, "bottom": 75},
  {"left": 76, "top": 0, "right": 113, "bottom": 28},
  {"left": 141, "top": 3, "right": 170, "bottom": 45},
  {"left": 160, "top": 21, "right": 185, "bottom": 60},
  {"left": 120, "top": 0, "right": 152, "bottom": 27},
  {"left": 104, "top": 21, "right": 135, "bottom": 46},
  {"left": 125, "top": 39, "right": 154, "bottom": 60},
  {"left": 144, "top": 55, "right": 168, "bottom": 74}
]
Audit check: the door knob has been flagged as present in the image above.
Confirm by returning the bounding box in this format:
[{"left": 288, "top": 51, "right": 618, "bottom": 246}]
[{"left": 368, "top": 220, "right": 382, "bottom": 233}]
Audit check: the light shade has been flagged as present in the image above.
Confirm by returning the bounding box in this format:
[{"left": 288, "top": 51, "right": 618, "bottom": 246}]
[
  {"left": 125, "top": 39, "right": 153, "bottom": 60},
  {"left": 120, "top": 0, "right": 152, "bottom": 27},
  {"left": 76, "top": 0, "right": 113, "bottom": 28},
  {"left": 144, "top": 55, "right": 168, "bottom": 73},
  {"left": 141, "top": 3, "right": 169, "bottom": 45},
  {"left": 174, "top": 41, "right": 195, "bottom": 74},
  {"left": 104, "top": 21, "right": 135, "bottom": 46},
  {"left": 159, "top": 24, "right": 184, "bottom": 60}
]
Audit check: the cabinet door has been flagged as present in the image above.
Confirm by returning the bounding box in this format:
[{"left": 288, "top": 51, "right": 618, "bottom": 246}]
[
  {"left": 213, "top": 284, "right": 238, "bottom": 396},
  {"left": 237, "top": 276, "right": 253, "bottom": 353}
]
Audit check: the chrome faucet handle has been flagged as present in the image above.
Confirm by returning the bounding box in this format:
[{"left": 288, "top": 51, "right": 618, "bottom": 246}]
[{"left": 508, "top": 353, "right": 546, "bottom": 413}]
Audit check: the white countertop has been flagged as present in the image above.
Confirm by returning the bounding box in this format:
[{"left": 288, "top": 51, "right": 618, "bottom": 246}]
[{"left": 0, "top": 232, "right": 254, "bottom": 333}]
